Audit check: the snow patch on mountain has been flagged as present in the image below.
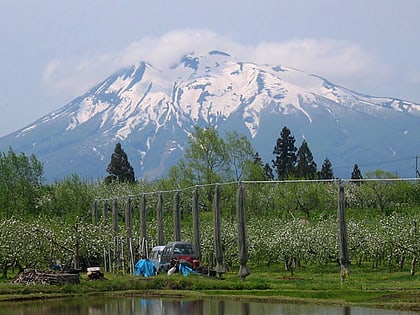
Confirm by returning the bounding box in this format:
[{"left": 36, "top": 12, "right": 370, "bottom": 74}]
[{"left": 1, "top": 50, "right": 419, "bottom": 181}]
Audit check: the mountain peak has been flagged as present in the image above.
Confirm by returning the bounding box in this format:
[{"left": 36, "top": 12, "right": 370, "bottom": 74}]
[{"left": 1, "top": 51, "right": 419, "bottom": 181}]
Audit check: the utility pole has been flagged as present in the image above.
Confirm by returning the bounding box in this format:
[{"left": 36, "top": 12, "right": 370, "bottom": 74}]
[{"left": 417, "top": 156, "right": 420, "bottom": 178}]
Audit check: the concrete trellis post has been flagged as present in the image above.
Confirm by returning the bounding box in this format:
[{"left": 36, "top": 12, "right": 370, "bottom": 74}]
[
  {"left": 125, "top": 197, "right": 132, "bottom": 238},
  {"left": 112, "top": 198, "right": 120, "bottom": 272},
  {"left": 213, "top": 184, "right": 226, "bottom": 277},
  {"left": 237, "top": 182, "right": 250, "bottom": 280},
  {"left": 125, "top": 197, "right": 134, "bottom": 274},
  {"left": 338, "top": 182, "right": 349, "bottom": 283},
  {"left": 157, "top": 192, "right": 165, "bottom": 245},
  {"left": 140, "top": 194, "right": 147, "bottom": 245},
  {"left": 102, "top": 200, "right": 109, "bottom": 224},
  {"left": 102, "top": 200, "right": 110, "bottom": 272},
  {"left": 173, "top": 191, "right": 181, "bottom": 242},
  {"left": 192, "top": 186, "right": 201, "bottom": 261}
]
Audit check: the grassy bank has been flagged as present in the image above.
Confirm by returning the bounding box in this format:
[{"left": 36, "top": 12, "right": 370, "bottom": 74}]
[{"left": 0, "top": 264, "right": 419, "bottom": 312}]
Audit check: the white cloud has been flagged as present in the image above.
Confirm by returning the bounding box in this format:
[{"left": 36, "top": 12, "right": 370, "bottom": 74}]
[
  {"left": 41, "top": 29, "right": 390, "bottom": 99},
  {"left": 42, "top": 59, "right": 62, "bottom": 82},
  {"left": 255, "top": 39, "right": 372, "bottom": 75},
  {"left": 253, "top": 38, "right": 390, "bottom": 91},
  {"left": 117, "top": 29, "right": 244, "bottom": 68}
]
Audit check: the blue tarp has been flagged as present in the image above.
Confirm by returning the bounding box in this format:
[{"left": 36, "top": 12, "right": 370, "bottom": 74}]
[
  {"left": 135, "top": 259, "right": 155, "bottom": 277},
  {"left": 178, "top": 263, "right": 196, "bottom": 276}
]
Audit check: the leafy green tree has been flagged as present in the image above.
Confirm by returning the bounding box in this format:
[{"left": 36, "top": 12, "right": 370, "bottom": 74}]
[
  {"left": 225, "top": 130, "right": 254, "bottom": 181},
  {"left": 169, "top": 126, "right": 228, "bottom": 203},
  {"left": 272, "top": 126, "right": 297, "bottom": 180},
  {"left": 166, "top": 159, "right": 195, "bottom": 189},
  {"left": 242, "top": 153, "right": 275, "bottom": 214},
  {"left": 319, "top": 157, "right": 334, "bottom": 180},
  {"left": 106, "top": 143, "right": 135, "bottom": 183},
  {"left": 364, "top": 169, "right": 399, "bottom": 213},
  {"left": 295, "top": 140, "right": 317, "bottom": 179},
  {"left": 0, "top": 147, "right": 43, "bottom": 217},
  {"left": 182, "top": 126, "right": 228, "bottom": 184}
]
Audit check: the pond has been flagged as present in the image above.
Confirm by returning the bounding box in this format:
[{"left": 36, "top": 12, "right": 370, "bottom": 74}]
[{"left": 0, "top": 297, "right": 416, "bottom": 315}]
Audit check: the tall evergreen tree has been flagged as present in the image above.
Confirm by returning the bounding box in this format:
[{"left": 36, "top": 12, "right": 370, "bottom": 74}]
[
  {"left": 272, "top": 126, "right": 297, "bottom": 180},
  {"left": 319, "top": 157, "right": 334, "bottom": 180},
  {"left": 350, "top": 164, "right": 363, "bottom": 183},
  {"left": 295, "top": 140, "right": 317, "bottom": 179},
  {"left": 106, "top": 143, "right": 135, "bottom": 183},
  {"left": 264, "top": 162, "right": 274, "bottom": 180}
]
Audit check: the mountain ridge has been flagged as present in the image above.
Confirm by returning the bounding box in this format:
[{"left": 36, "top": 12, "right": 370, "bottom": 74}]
[{"left": 1, "top": 50, "right": 419, "bottom": 181}]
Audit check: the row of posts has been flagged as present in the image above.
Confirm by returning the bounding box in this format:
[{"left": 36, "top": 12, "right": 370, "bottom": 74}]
[
  {"left": 91, "top": 183, "right": 251, "bottom": 280},
  {"left": 91, "top": 182, "right": 349, "bottom": 282}
]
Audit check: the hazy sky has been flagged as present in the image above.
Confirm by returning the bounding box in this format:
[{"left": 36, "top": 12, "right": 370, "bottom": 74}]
[{"left": 1, "top": 0, "right": 419, "bottom": 136}]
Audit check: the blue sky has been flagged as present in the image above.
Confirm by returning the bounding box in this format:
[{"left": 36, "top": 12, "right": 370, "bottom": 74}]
[{"left": 1, "top": 0, "right": 419, "bottom": 136}]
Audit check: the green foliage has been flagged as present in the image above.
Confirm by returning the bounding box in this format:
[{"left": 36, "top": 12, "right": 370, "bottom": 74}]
[
  {"left": 224, "top": 130, "right": 254, "bottom": 181},
  {"left": 1, "top": 141, "right": 419, "bottom": 281},
  {"left": 295, "top": 140, "right": 317, "bottom": 179},
  {"left": 40, "top": 174, "right": 95, "bottom": 220},
  {"left": 272, "top": 126, "right": 297, "bottom": 180},
  {"left": 184, "top": 125, "right": 228, "bottom": 184},
  {"left": 363, "top": 170, "right": 400, "bottom": 213},
  {"left": 167, "top": 126, "right": 261, "bottom": 206},
  {"left": 0, "top": 147, "right": 43, "bottom": 218},
  {"left": 319, "top": 157, "right": 334, "bottom": 179},
  {"left": 106, "top": 143, "right": 135, "bottom": 183},
  {"left": 243, "top": 152, "right": 272, "bottom": 181},
  {"left": 351, "top": 164, "right": 363, "bottom": 182}
]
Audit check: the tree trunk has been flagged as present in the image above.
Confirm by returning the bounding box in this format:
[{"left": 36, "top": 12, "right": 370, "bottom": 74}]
[
  {"left": 338, "top": 183, "right": 349, "bottom": 283},
  {"left": 411, "top": 256, "right": 417, "bottom": 276}
]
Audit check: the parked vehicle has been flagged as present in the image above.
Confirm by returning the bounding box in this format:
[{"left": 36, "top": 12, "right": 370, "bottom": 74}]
[
  {"left": 148, "top": 245, "right": 165, "bottom": 272},
  {"left": 158, "top": 241, "right": 199, "bottom": 273}
]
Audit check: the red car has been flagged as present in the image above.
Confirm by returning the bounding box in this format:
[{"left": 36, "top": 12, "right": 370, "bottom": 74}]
[{"left": 158, "top": 241, "right": 199, "bottom": 272}]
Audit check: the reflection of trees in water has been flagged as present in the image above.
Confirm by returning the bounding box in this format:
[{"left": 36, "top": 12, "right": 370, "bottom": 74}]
[
  {"left": 242, "top": 302, "right": 250, "bottom": 315},
  {"left": 5, "top": 297, "right": 407, "bottom": 315},
  {"left": 161, "top": 299, "right": 204, "bottom": 315},
  {"left": 218, "top": 300, "right": 225, "bottom": 315},
  {"left": 218, "top": 300, "right": 251, "bottom": 315}
]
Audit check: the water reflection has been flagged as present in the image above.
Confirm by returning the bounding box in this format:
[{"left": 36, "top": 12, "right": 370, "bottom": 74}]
[{"left": 0, "top": 297, "right": 415, "bottom": 315}]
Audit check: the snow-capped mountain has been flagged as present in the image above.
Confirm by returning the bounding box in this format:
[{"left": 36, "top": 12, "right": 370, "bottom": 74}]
[{"left": 1, "top": 50, "right": 419, "bottom": 181}]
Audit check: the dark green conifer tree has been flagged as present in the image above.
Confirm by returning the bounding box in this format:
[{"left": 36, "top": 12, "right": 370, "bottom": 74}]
[
  {"left": 106, "top": 143, "right": 135, "bottom": 183},
  {"left": 272, "top": 126, "right": 297, "bottom": 180},
  {"left": 264, "top": 162, "right": 274, "bottom": 180},
  {"left": 295, "top": 139, "right": 317, "bottom": 179},
  {"left": 350, "top": 164, "right": 363, "bottom": 184},
  {"left": 319, "top": 157, "right": 334, "bottom": 180}
]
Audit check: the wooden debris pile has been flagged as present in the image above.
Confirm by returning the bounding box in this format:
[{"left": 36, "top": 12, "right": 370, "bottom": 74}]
[{"left": 12, "top": 269, "right": 80, "bottom": 285}]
